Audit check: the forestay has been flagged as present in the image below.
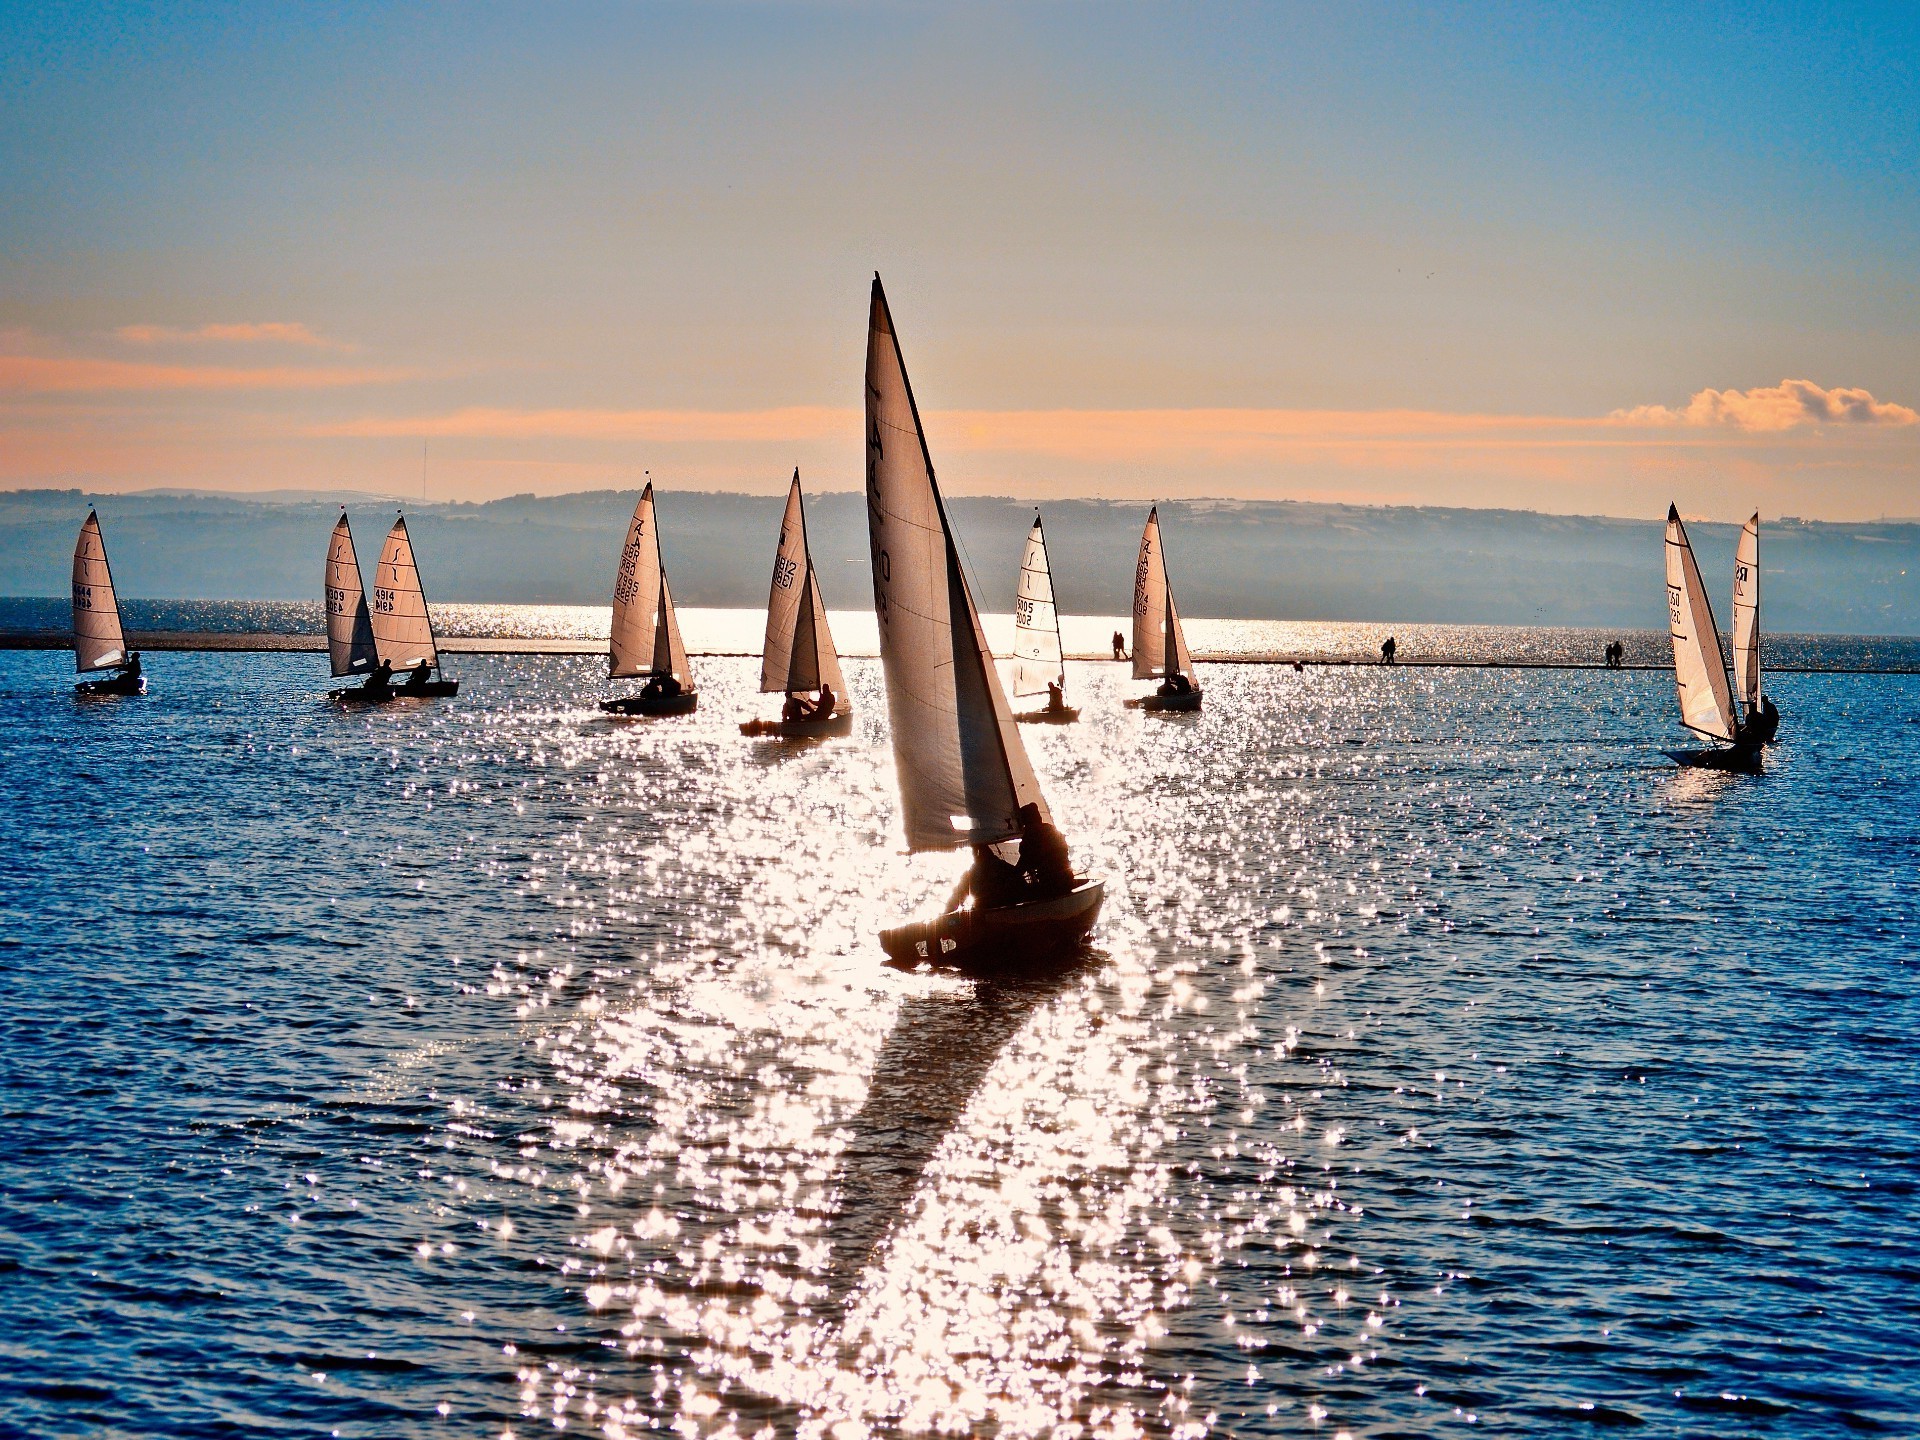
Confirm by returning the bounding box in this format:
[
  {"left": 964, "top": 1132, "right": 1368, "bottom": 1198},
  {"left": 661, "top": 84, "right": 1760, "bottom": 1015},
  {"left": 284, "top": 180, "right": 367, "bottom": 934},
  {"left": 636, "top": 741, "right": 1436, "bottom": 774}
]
[
  {"left": 1731, "top": 512, "right": 1762, "bottom": 711},
  {"left": 1011, "top": 513, "right": 1065, "bottom": 697},
  {"left": 1131, "top": 506, "right": 1194, "bottom": 681},
  {"left": 71, "top": 510, "right": 127, "bottom": 673},
  {"left": 1665, "top": 506, "right": 1738, "bottom": 742},
  {"left": 324, "top": 514, "right": 378, "bottom": 678},
  {"left": 759, "top": 470, "right": 846, "bottom": 697},
  {"left": 370, "top": 516, "right": 441, "bottom": 671},
  {"left": 609, "top": 483, "right": 693, "bottom": 684},
  {"left": 865, "top": 275, "right": 1050, "bottom": 852}
]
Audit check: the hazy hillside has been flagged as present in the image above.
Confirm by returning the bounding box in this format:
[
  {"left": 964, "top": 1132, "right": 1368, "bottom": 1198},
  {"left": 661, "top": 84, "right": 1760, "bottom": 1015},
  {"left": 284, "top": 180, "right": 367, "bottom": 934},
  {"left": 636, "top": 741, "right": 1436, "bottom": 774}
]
[{"left": 3, "top": 488, "right": 1917, "bottom": 633}]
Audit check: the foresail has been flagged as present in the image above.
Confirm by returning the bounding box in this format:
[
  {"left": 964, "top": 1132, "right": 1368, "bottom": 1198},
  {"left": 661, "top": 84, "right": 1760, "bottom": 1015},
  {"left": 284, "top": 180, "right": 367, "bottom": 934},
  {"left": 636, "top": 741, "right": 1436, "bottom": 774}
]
[
  {"left": 71, "top": 511, "right": 127, "bottom": 672},
  {"left": 787, "top": 564, "right": 845, "bottom": 697},
  {"left": 1011, "top": 515, "right": 1064, "bottom": 697},
  {"left": 659, "top": 571, "right": 692, "bottom": 684},
  {"left": 324, "top": 514, "right": 378, "bottom": 677},
  {"left": 1665, "top": 507, "right": 1738, "bottom": 742},
  {"left": 370, "top": 516, "right": 440, "bottom": 670},
  {"left": 865, "top": 275, "right": 1048, "bottom": 852},
  {"left": 609, "top": 486, "right": 664, "bottom": 679},
  {"left": 1732, "top": 512, "right": 1761, "bottom": 710}
]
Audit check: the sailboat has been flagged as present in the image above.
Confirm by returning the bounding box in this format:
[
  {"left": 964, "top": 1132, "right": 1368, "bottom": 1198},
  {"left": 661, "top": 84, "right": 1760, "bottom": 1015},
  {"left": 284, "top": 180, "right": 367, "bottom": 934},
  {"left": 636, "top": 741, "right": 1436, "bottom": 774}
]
[
  {"left": 602, "top": 480, "right": 697, "bottom": 715},
  {"left": 864, "top": 275, "right": 1103, "bottom": 970},
  {"left": 1010, "top": 511, "right": 1078, "bottom": 723},
  {"left": 1731, "top": 512, "right": 1780, "bottom": 744},
  {"left": 742, "top": 469, "right": 851, "bottom": 737},
  {"left": 1663, "top": 504, "right": 1758, "bottom": 772},
  {"left": 71, "top": 509, "right": 145, "bottom": 696},
  {"left": 322, "top": 511, "right": 382, "bottom": 699},
  {"left": 359, "top": 513, "right": 460, "bottom": 698},
  {"left": 1128, "top": 506, "right": 1202, "bottom": 710}
]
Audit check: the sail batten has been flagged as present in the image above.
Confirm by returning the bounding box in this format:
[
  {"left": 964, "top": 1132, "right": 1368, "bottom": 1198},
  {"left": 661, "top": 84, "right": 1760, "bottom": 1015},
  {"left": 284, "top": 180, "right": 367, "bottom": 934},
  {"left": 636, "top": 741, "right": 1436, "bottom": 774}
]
[
  {"left": 760, "top": 470, "right": 846, "bottom": 698},
  {"left": 1665, "top": 506, "right": 1739, "bottom": 743},
  {"left": 71, "top": 510, "right": 127, "bottom": 672},
  {"left": 1131, "top": 507, "right": 1194, "bottom": 680},
  {"left": 1732, "top": 512, "right": 1762, "bottom": 711},
  {"left": 1011, "top": 513, "right": 1065, "bottom": 697},
  {"left": 369, "top": 516, "right": 441, "bottom": 671},
  {"left": 865, "top": 275, "right": 1048, "bottom": 852},
  {"left": 324, "top": 514, "right": 379, "bottom": 677}
]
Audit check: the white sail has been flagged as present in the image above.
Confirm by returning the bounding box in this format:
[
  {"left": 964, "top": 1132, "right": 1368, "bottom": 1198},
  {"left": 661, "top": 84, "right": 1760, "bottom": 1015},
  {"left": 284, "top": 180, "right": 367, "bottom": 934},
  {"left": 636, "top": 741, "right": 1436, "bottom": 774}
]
[
  {"left": 1665, "top": 506, "right": 1738, "bottom": 743},
  {"left": 759, "top": 469, "right": 847, "bottom": 698},
  {"left": 71, "top": 510, "right": 127, "bottom": 672},
  {"left": 1731, "top": 512, "right": 1761, "bottom": 711},
  {"left": 1131, "top": 506, "right": 1194, "bottom": 681},
  {"left": 1011, "top": 513, "right": 1065, "bottom": 697},
  {"left": 865, "top": 275, "right": 1050, "bottom": 852},
  {"left": 369, "top": 515, "right": 441, "bottom": 671},
  {"left": 610, "top": 482, "right": 695, "bottom": 685},
  {"left": 324, "top": 513, "right": 378, "bottom": 678}
]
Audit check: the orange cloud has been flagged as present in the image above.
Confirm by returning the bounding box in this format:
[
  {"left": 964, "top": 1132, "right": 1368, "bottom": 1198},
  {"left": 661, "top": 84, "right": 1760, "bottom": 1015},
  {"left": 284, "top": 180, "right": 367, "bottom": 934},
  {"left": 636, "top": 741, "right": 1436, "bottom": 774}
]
[
  {"left": 116, "top": 321, "right": 343, "bottom": 349},
  {"left": 0, "top": 354, "right": 413, "bottom": 393},
  {"left": 1610, "top": 379, "right": 1918, "bottom": 431}
]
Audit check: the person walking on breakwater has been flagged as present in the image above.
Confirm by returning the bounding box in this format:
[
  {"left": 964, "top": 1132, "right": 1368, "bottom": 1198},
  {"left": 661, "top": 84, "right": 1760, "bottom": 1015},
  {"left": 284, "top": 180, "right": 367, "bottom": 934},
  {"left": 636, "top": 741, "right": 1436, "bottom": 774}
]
[
  {"left": 1111, "top": 631, "right": 1127, "bottom": 661},
  {"left": 1380, "top": 636, "right": 1397, "bottom": 664}
]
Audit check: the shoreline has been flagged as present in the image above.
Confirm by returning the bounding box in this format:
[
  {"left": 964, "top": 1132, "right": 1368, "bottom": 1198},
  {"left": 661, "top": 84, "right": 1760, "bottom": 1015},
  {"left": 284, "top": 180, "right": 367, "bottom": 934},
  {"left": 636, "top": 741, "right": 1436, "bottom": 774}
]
[{"left": 3, "top": 630, "right": 1916, "bottom": 674}]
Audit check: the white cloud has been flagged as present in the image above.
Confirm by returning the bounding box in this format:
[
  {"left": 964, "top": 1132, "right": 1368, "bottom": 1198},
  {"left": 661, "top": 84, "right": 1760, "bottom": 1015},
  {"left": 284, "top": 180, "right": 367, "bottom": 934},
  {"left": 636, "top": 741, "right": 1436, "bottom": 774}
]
[{"left": 1612, "top": 379, "right": 1918, "bottom": 431}]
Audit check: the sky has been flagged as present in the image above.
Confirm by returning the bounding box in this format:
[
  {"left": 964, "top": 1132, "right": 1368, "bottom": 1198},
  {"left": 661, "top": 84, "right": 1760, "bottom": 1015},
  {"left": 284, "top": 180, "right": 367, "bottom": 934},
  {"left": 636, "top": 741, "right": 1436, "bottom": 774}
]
[{"left": 2, "top": 1, "right": 1918, "bottom": 521}]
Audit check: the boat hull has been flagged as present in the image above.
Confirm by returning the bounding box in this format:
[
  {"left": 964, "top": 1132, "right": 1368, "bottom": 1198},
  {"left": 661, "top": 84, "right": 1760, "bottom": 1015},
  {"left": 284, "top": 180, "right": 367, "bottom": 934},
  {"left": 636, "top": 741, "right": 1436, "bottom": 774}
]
[
  {"left": 602, "top": 692, "right": 699, "bottom": 716},
  {"left": 880, "top": 879, "right": 1105, "bottom": 973},
  {"left": 1014, "top": 705, "right": 1079, "bottom": 724},
  {"left": 330, "top": 678, "right": 460, "bottom": 704},
  {"left": 1665, "top": 746, "right": 1762, "bottom": 774},
  {"left": 76, "top": 671, "right": 145, "bottom": 697},
  {"left": 740, "top": 708, "right": 853, "bottom": 738},
  {"left": 1132, "top": 689, "right": 1202, "bottom": 712}
]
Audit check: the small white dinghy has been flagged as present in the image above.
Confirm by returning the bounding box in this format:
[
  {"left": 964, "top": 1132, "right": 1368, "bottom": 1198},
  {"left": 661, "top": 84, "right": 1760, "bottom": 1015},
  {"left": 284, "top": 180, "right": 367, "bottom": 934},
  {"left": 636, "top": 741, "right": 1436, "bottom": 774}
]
[
  {"left": 1731, "top": 511, "right": 1779, "bottom": 744},
  {"left": 1128, "top": 506, "right": 1201, "bottom": 711},
  {"left": 864, "top": 275, "right": 1102, "bottom": 972},
  {"left": 1664, "top": 504, "right": 1758, "bottom": 772},
  {"left": 1010, "top": 511, "right": 1077, "bottom": 723},
  {"left": 71, "top": 509, "right": 144, "bottom": 696},
  {"left": 603, "top": 480, "right": 697, "bottom": 716},
  {"left": 742, "top": 469, "right": 851, "bottom": 737}
]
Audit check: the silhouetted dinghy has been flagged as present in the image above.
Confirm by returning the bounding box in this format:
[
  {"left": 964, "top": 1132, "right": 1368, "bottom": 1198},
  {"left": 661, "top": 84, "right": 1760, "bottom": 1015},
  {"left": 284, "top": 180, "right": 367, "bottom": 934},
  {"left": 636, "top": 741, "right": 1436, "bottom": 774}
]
[
  {"left": 864, "top": 275, "right": 1102, "bottom": 970},
  {"left": 881, "top": 878, "right": 1106, "bottom": 972},
  {"left": 1130, "top": 506, "right": 1202, "bottom": 711},
  {"left": 600, "top": 479, "right": 697, "bottom": 717},
  {"left": 71, "top": 510, "right": 146, "bottom": 696},
  {"left": 742, "top": 469, "right": 851, "bottom": 737},
  {"left": 337, "top": 513, "right": 460, "bottom": 702},
  {"left": 1731, "top": 511, "right": 1781, "bottom": 744},
  {"left": 1663, "top": 504, "right": 1758, "bottom": 773},
  {"left": 1009, "top": 511, "right": 1079, "bottom": 725}
]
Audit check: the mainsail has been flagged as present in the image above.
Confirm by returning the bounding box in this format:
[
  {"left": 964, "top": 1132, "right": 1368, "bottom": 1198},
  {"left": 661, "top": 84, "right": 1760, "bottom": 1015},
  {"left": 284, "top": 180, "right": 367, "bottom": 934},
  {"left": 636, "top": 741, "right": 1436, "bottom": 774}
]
[
  {"left": 609, "top": 482, "right": 693, "bottom": 684},
  {"left": 1131, "top": 506, "right": 1194, "bottom": 681},
  {"left": 1665, "top": 505, "right": 1738, "bottom": 742},
  {"left": 1731, "top": 512, "right": 1762, "bottom": 712},
  {"left": 324, "top": 513, "right": 379, "bottom": 678},
  {"left": 865, "top": 274, "right": 1050, "bottom": 852},
  {"left": 1011, "top": 512, "right": 1065, "bottom": 697},
  {"left": 71, "top": 510, "right": 127, "bottom": 672},
  {"left": 759, "top": 469, "right": 846, "bottom": 697},
  {"left": 370, "top": 515, "right": 442, "bottom": 671}
]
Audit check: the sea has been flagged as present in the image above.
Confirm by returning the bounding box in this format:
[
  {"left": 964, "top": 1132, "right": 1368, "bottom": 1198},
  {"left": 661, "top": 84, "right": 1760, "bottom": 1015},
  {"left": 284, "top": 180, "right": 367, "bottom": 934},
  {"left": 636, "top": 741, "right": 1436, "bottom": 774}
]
[{"left": 2, "top": 603, "right": 1917, "bottom": 1439}]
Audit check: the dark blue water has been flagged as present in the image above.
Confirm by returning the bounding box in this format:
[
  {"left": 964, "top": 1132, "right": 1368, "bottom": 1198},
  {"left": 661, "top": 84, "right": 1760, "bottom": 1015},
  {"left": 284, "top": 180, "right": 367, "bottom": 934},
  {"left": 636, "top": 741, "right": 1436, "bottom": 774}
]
[{"left": 2, "top": 648, "right": 1916, "bottom": 1437}]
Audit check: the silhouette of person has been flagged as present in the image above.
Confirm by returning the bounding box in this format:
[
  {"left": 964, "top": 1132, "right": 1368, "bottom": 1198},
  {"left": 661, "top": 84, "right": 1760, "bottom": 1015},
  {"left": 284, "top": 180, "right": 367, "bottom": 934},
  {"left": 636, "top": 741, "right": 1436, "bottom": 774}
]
[
  {"left": 122, "top": 651, "right": 142, "bottom": 682},
  {"left": 782, "top": 692, "right": 808, "bottom": 722},
  {"left": 808, "top": 681, "right": 836, "bottom": 719},
  {"left": 1111, "top": 631, "right": 1127, "bottom": 660},
  {"left": 1046, "top": 680, "right": 1066, "bottom": 713},
  {"left": 1381, "top": 636, "right": 1397, "bottom": 664},
  {"left": 1013, "top": 802, "right": 1074, "bottom": 898},
  {"left": 403, "top": 660, "right": 431, "bottom": 691},
  {"left": 366, "top": 659, "right": 394, "bottom": 698},
  {"left": 947, "top": 843, "right": 1021, "bottom": 911},
  {"left": 1157, "top": 671, "right": 1193, "bottom": 696}
]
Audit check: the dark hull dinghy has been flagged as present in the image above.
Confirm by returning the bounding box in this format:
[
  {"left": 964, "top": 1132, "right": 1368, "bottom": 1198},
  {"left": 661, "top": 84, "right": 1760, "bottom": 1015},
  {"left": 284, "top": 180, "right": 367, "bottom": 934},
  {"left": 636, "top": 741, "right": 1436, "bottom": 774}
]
[
  {"left": 1130, "top": 506, "right": 1203, "bottom": 711},
  {"left": 1662, "top": 504, "right": 1759, "bottom": 773},
  {"left": 327, "top": 511, "right": 460, "bottom": 703},
  {"left": 76, "top": 669, "right": 145, "bottom": 697},
  {"left": 740, "top": 709, "right": 851, "bottom": 738},
  {"left": 1135, "top": 689, "right": 1201, "bottom": 712},
  {"left": 1009, "top": 511, "right": 1079, "bottom": 725},
  {"left": 603, "top": 479, "right": 699, "bottom": 718},
  {"left": 1014, "top": 705, "right": 1079, "bottom": 724},
  {"left": 864, "top": 275, "right": 1104, "bottom": 972},
  {"left": 71, "top": 510, "right": 146, "bottom": 697},
  {"left": 744, "top": 470, "right": 851, "bottom": 739},
  {"left": 882, "top": 878, "right": 1105, "bottom": 972},
  {"left": 1665, "top": 746, "right": 1762, "bottom": 773}
]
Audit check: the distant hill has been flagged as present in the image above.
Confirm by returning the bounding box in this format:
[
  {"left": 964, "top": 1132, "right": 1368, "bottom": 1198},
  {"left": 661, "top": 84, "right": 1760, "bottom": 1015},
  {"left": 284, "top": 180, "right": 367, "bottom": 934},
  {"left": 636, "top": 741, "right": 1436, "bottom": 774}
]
[{"left": 2, "top": 487, "right": 1916, "bottom": 633}]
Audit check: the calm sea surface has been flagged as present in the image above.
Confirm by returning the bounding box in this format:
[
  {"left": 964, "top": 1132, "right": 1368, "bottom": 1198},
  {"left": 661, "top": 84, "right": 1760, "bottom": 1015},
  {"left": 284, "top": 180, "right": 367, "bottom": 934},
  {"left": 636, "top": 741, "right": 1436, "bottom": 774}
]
[{"left": 2, "top": 627, "right": 1917, "bottom": 1438}]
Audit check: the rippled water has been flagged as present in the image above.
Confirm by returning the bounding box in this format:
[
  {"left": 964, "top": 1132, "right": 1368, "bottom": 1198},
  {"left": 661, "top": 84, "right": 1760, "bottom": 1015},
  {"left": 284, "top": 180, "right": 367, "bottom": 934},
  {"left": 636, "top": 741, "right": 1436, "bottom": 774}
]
[{"left": 2, "top": 649, "right": 1917, "bottom": 1437}]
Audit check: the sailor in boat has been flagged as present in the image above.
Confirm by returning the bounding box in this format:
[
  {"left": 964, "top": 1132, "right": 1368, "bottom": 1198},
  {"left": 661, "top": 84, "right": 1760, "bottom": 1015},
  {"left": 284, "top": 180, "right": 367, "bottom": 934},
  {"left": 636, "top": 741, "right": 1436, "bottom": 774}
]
[
  {"left": 1156, "top": 670, "right": 1194, "bottom": 698},
  {"left": 946, "top": 804, "right": 1076, "bottom": 911},
  {"left": 121, "top": 652, "right": 142, "bottom": 686},
  {"left": 1749, "top": 694, "right": 1781, "bottom": 744},
  {"left": 946, "top": 843, "right": 1023, "bottom": 911},
  {"left": 402, "top": 660, "right": 432, "bottom": 692},
  {"left": 640, "top": 672, "right": 683, "bottom": 704},
  {"left": 1046, "top": 679, "right": 1067, "bottom": 714},
  {"left": 366, "top": 659, "right": 395, "bottom": 700}
]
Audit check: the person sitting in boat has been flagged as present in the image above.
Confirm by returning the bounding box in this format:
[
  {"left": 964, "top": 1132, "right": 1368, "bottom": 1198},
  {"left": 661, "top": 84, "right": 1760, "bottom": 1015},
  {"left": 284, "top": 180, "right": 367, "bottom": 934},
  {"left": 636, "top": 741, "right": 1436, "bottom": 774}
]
[
  {"left": 947, "top": 843, "right": 1022, "bottom": 911},
  {"left": 1156, "top": 671, "right": 1193, "bottom": 697},
  {"left": 402, "top": 660, "right": 432, "bottom": 691},
  {"left": 1381, "top": 636, "right": 1397, "bottom": 664},
  {"left": 640, "top": 672, "right": 682, "bottom": 702},
  {"left": 366, "top": 659, "right": 394, "bottom": 698},
  {"left": 1013, "top": 802, "right": 1075, "bottom": 899},
  {"left": 807, "top": 681, "right": 836, "bottom": 719},
  {"left": 1046, "top": 680, "right": 1066, "bottom": 713},
  {"left": 1750, "top": 695, "right": 1781, "bottom": 743},
  {"left": 121, "top": 651, "right": 142, "bottom": 683},
  {"left": 781, "top": 692, "right": 808, "bottom": 722}
]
